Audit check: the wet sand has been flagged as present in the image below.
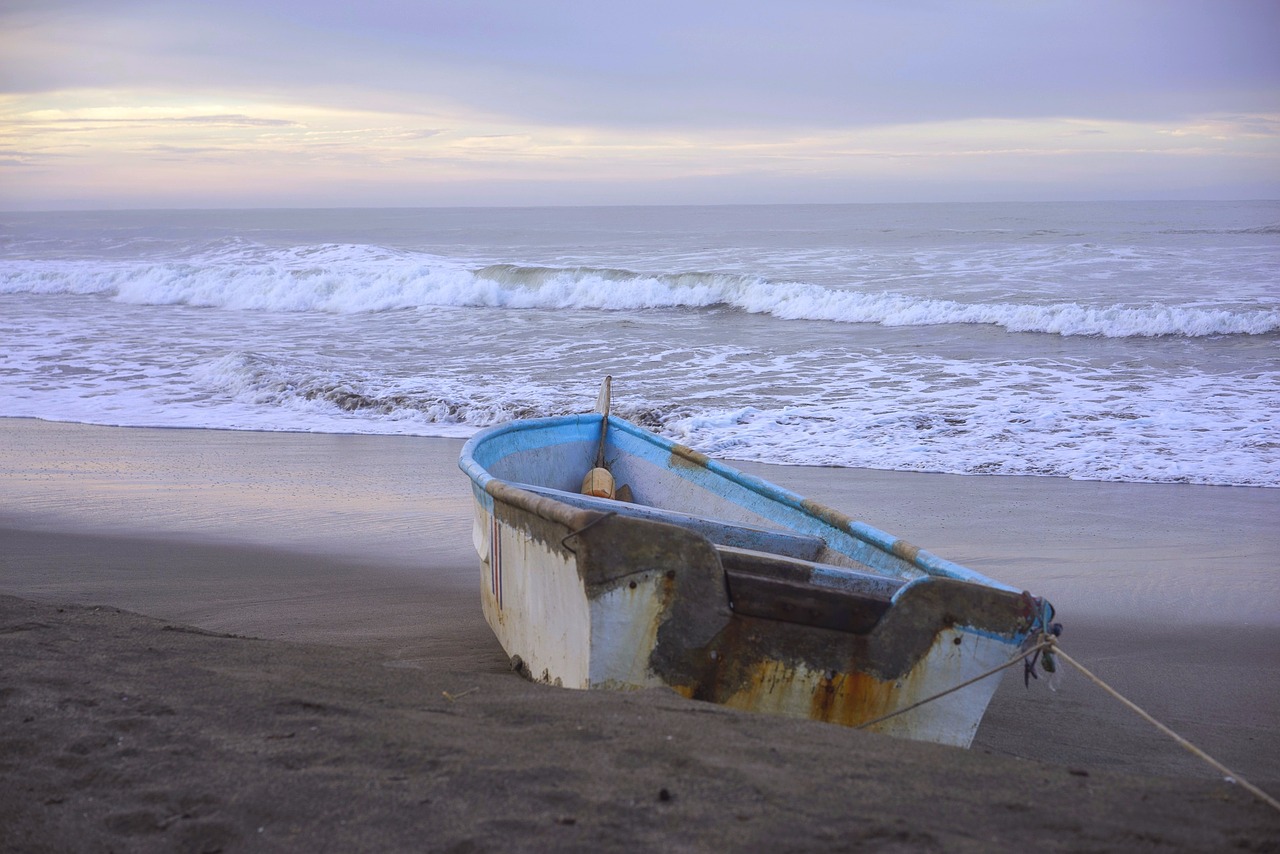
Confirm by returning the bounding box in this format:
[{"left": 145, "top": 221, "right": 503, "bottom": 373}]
[{"left": 1, "top": 418, "right": 1278, "bottom": 851}]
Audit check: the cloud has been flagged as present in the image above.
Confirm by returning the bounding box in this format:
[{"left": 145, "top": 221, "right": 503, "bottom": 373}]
[
  {"left": 0, "top": 0, "right": 1277, "bottom": 207},
  {"left": 20, "top": 114, "right": 301, "bottom": 129},
  {"left": 5, "top": 0, "right": 1279, "bottom": 127},
  {"left": 172, "top": 115, "right": 299, "bottom": 127}
]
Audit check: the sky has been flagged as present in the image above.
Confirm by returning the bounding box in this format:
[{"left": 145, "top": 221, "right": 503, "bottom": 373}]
[{"left": 1, "top": 0, "right": 1278, "bottom": 209}]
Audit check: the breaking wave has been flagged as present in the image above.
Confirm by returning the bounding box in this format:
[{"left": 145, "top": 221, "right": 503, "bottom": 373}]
[{"left": 2, "top": 247, "right": 1277, "bottom": 338}]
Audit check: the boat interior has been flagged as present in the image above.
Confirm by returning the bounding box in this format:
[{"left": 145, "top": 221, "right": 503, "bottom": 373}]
[{"left": 514, "top": 480, "right": 908, "bottom": 635}]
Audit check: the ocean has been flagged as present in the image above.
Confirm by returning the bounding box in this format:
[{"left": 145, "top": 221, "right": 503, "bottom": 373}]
[{"left": 2, "top": 201, "right": 1277, "bottom": 487}]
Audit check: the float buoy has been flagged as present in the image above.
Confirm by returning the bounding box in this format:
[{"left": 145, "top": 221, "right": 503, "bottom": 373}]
[{"left": 581, "top": 467, "right": 616, "bottom": 499}]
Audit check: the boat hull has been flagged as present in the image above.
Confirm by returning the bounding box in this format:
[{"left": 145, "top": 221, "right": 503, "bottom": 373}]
[{"left": 461, "top": 414, "right": 1048, "bottom": 748}]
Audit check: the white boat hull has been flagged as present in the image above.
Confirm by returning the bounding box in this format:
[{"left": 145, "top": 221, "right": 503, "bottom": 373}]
[{"left": 462, "top": 413, "right": 1052, "bottom": 748}]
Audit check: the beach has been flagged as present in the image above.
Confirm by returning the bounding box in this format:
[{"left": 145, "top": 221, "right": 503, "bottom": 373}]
[{"left": 2, "top": 418, "right": 1277, "bottom": 851}]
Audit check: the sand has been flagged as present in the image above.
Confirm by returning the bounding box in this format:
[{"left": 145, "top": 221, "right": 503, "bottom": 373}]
[{"left": 1, "top": 418, "right": 1278, "bottom": 851}]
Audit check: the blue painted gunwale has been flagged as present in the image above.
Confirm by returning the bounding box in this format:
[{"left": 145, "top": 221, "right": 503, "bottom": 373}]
[{"left": 459, "top": 414, "right": 1015, "bottom": 595}]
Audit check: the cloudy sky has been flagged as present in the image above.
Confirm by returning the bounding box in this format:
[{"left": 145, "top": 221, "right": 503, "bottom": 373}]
[{"left": 2, "top": 0, "right": 1277, "bottom": 209}]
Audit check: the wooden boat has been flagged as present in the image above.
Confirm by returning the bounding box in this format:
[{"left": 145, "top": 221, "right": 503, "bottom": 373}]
[{"left": 458, "top": 379, "right": 1057, "bottom": 747}]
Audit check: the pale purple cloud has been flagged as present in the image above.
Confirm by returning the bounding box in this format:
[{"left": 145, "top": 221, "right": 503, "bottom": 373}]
[
  {"left": 0, "top": 0, "right": 1276, "bottom": 206},
  {"left": 5, "top": 0, "right": 1277, "bottom": 127}
]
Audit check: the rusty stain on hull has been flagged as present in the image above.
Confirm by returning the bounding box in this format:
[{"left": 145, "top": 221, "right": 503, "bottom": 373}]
[
  {"left": 717, "top": 660, "right": 898, "bottom": 728},
  {"left": 667, "top": 441, "right": 713, "bottom": 471},
  {"left": 890, "top": 538, "right": 921, "bottom": 564},
  {"left": 799, "top": 497, "right": 856, "bottom": 533},
  {"left": 808, "top": 667, "right": 899, "bottom": 727},
  {"left": 661, "top": 613, "right": 907, "bottom": 729},
  {"left": 662, "top": 620, "right": 1005, "bottom": 742}
]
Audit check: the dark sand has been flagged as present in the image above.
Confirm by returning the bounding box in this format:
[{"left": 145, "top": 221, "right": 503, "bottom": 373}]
[{"left": 1, "top": 418, "right": 1278, "bottom": 851}]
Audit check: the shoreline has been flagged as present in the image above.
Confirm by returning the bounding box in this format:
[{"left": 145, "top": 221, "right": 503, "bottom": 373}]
[
  {"left": 2, "top": 417, "right": 1278, "bottom": 848},
  {"left": 5, "top": 416, "right": 1275, "bottom": 628},
  {"left": 9, "top": 412, "right": 1278, "bottom": 491}
]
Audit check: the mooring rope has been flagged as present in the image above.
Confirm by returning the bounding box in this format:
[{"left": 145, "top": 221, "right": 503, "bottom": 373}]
[
  {"left": 1051, "top": 645, "right": 1280, "bottom": 813},
  {"left": 855, "top": 637, "right": 1057, "bottom": 732},
  {"left": 856, "top": 635, "right": 1280, "bottom": 814}
]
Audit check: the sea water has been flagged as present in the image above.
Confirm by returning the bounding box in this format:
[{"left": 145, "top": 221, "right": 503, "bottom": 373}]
[{"left": 2, "top": 202, "right": 1277, "bottom": 487}]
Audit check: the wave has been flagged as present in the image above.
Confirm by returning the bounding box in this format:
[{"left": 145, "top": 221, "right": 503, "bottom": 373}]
[
  {"left": 191, "top": 352, "right": 676, "bottom": 430},
  {"left": 180, "top": 352, "right": 1280, "bottom": 488},
  {"left": 1160, "top": 224, "right": 1280, "bottom": 236},
  {"left": 2, "top": 249, "right": 1277, "bottom": 338},
  {"left": 7, "top": 337, "right": 1276, "bottom": 487}
]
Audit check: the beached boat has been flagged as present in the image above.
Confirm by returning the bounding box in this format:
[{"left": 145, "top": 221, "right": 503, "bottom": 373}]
[{"left": 458, "top": 379, "right": 1057, "bottom": 747}]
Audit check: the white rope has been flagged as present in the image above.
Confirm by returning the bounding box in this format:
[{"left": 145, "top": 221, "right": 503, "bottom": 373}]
[
  {"left": 1052, "top": 645, "right": 1280, "bottom": 814},
  {"left": 857, "top": 635, "right": 1280, "bottom": 814},
  {"left": 855, "top": 638, "right": 1056, "bottom": 731}
]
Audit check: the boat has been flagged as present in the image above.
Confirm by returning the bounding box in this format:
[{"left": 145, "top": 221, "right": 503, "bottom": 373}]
[{"left": 458, "top": 378, "right": 1057, "bottom": 747}]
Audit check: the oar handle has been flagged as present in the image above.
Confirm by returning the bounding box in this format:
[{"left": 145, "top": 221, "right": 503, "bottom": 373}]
[{"left": 594, "top": 376, "right": 612, "bottom": 469}]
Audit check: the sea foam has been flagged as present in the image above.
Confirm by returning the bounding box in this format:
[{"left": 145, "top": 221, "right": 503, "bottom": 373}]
[
  {"left": 2, "top": 250, "right": 1275, "bottom": 339},
  {"left": 5, "top": 203, "right": 1278, "bottom": 488}
]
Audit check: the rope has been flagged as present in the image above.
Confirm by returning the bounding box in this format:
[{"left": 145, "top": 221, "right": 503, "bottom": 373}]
[
  {"left": 855, "top": 638, "right": 1056, "bottom": 731},
  {"left": 1051, "top": 645, "right": 1280, "bottom": 814},
  {"left": 560, "top": 511, "right": 617, "bottom": 553},
  {"left": 857, "top": 634, "right": 1280, "bottom": 814}
]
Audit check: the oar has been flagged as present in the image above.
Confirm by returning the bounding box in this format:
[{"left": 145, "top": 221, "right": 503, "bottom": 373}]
[
  {"left": 594, "top": 375, "right": 612, "bottom": 469},
  {"left": 582, "top": 376, "right": 616, "bottom": 498}
]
